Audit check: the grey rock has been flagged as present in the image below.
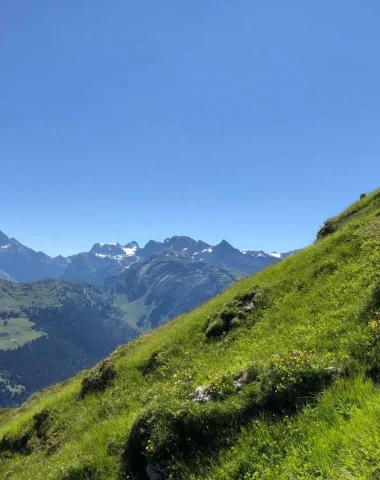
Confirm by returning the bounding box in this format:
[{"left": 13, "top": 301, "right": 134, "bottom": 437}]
[
  {"left": 243, "top": 302, "right": 255, "bottom": 312},
  {"left": 233, "top": 371, "right": 249, "bottom": 390},
  {"left": 189, "top": 386, "right": 213, "bottom": 403}
]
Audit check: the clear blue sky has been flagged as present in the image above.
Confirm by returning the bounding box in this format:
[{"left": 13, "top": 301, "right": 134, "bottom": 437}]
[{"left": 1, "top": 1, "right": 380, "bottom": 257}]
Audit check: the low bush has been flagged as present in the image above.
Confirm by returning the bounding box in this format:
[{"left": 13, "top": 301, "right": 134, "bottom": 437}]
[
  {"left": 0, "top": 432, "right": 30, "bottom": 455},
  {"left": 138, "top": 350, "right": 164, "bottom": 375},
  {"left": 204, "top": 289, "right": 267, "bottom": 340},
  {"left": 138, "top": 344, "right": 184, "bottom": 376},
  {"left": 80, "top": 359, "right": 116, "bottom": 398},
  {"left": 33, "top": 409, "right": 50, "bottom": 441},
  {"left": 317, "top": 218, "right": 337, "bottom": 240},
  {"left": 122, "top": 403, "right": 235, "bottom": 479},
  {"left": 205, "top": 317, "right": 226, "bottom": 339}
]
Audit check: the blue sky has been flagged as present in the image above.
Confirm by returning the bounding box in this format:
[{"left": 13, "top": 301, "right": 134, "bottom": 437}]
[{"left": 1, "top": 1, "right": 380, "bottom": 257}]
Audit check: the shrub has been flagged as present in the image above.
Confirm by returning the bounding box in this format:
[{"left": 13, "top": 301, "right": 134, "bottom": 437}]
[
  {"left": 138, "top": 351, "right": 163, "bottom": 375},
  {"left": 204, "top": 309, "right": 243, "bottom": 340},
  {"left": 230, "top": 316, "right": 243, "bottom": 329},
  {"left": 33, "top": 409, "right": 50, "bottom": 441},
  {"left": 138, "top": 344, "right": 184, "bottom": 375},
  {"left": 317, "top": 218, "right": 337, "bottom": 240},
  {"left": 80, "top": 359, "right": 116, "bottom": 398},
  {"left": 0, "top": 433, "right": 30, "bottom": 455},
  {"left": 204, "top": 290, "right": 267, "bottom": 340},
  {"left": 122, "top": 403, "right": 235, "bottom": 479},
  {"left": 205, "top": 318, "right": 226, "bottom": 339},
  {"left": 220, "top": 306, "right": 241, "bottom": 323},
  {"left": 360, "top": 193, "right": 367, "bottom": 200},
  {"left": 233, "top": 291, "right": 255, "bottom": 305}
]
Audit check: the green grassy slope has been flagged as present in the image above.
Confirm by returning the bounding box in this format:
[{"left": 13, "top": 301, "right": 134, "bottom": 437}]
[
  {"left": 2, "top": 190, "right": 380, "bottom": 479},
  {"left": 0, "top": 258, "right": 238, "bottom": 407}
]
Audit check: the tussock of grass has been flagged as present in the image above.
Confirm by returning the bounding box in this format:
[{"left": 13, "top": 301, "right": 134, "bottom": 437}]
[
  {"left": 2, "top": 189, "right": 380, "bottom": 478},
  {"left": 80, "top": 360, "right": 117, "bottom": 398}
]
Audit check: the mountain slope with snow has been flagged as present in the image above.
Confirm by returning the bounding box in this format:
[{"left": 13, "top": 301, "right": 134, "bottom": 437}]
[
  {"left": 62, "top": 235, "right": 294, "bottom": 284},
  {"left": 0, "top": 231, "right": 67, "bottom": 283},
  {"left": 0, "top": 230, "right": 297, "bottom": 285}
]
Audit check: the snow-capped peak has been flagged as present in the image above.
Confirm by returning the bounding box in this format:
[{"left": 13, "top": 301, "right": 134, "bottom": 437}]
[
  {"left": 90, "top": 241, "right": 139, "bottom": 262},
  {"left": 122, "top": 246, "right": 138, "bottom": 256}
]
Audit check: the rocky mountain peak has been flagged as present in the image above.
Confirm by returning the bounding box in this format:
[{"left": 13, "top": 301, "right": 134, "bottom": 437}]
[
  {"left": 213, "top": 239, "right": 238, "bottom": 255},
  {"left": 124, "top": 241, "right": 139, "bottom": 249},
  {"left": 0, "top": 230, "right": 11, "bottom": 247}
]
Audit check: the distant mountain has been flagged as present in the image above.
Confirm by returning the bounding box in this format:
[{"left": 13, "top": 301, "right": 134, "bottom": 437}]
[
  {"left": 63, "top": 235, "right": 294, "bottom": 284},
  {"left": 0, "top": 229, "right": 297, "bottom": 286},
  {"left": 0, "top": 231, "right": 67, "bottom": 282},
  {"left": 59, "top": 242, "right": 140, "bottom": 284},
  {"left": 106, "top": 250, "right": 239, "bottom": 330},
  {"left": 189, "top": 240, "right": 282, "bottom": 275},
  {"left": 0, "top": 229, "right": 297, "bottom": 287},
  {"left": 90, "top": 241, "right": 139, "bottom": 259}
]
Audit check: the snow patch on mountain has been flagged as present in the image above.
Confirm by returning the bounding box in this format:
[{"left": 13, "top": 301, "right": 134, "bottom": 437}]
[{"left": 122, "top": 246, "right": 138, "bottom": 256}]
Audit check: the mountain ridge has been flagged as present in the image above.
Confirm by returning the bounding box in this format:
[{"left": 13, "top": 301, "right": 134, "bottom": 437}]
[{"left": 0, "top": 230, "right": 296, "bottom": 284}]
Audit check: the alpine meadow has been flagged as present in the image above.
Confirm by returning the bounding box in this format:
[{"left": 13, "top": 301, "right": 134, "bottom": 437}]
[{"left": 1, "top": 189, "right": 380, "bottom": 479}]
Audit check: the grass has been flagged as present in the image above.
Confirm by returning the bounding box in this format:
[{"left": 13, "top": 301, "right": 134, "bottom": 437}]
[
  {"left": 1, "top": 189, "right": 380, "bottom": 478},
  {"left": 0, "top": 317, "right": 45, "bottom": 351},
  {"left": 113, "top": 294, "right": 155, "bottom": 329}
]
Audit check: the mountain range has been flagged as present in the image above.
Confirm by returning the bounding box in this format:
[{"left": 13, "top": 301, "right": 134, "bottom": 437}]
[
  {"left": 0, "top": 230, "right": 292, "bottom": 284},
  {"left": 0, "top": 230, "right": 297, "bottom": 406}
]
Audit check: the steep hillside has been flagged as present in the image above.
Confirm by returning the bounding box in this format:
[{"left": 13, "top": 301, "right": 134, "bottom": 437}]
[
  {"left": 0, "top": 255, "right": 237, "bottom": 407},
  {"left": 2, "top": 190, "right": 380, "bottom": 479}
]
